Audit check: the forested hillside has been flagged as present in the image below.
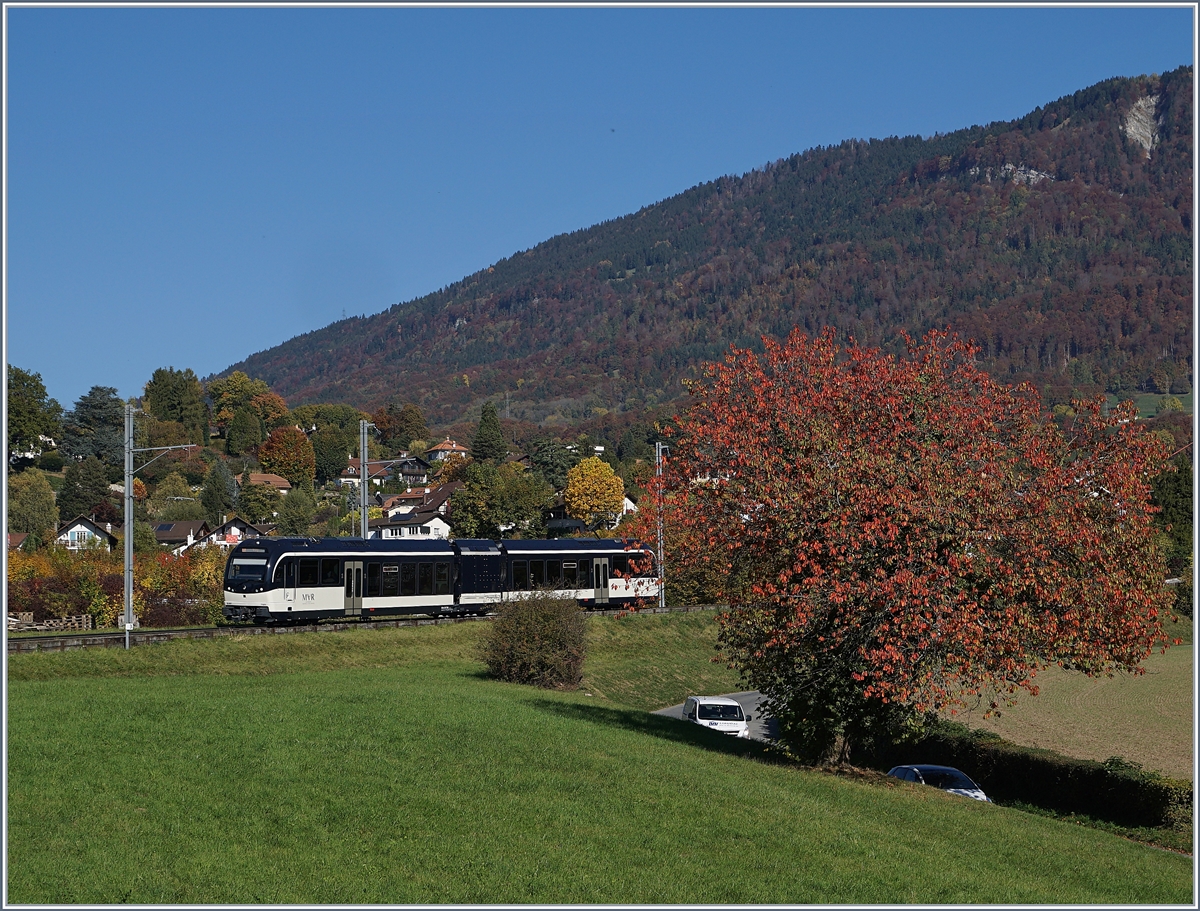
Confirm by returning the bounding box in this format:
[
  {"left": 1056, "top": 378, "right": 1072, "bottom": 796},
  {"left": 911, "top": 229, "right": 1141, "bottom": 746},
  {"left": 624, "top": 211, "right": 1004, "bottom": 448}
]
[{"left": 222, "top": 67, "right": 1192, "bottom": 430}]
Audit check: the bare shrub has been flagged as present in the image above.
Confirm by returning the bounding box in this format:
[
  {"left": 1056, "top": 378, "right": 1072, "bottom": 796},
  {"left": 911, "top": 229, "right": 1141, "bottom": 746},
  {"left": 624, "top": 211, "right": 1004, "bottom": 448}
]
[{"left": 481, "top": 590, "right": 586, "bottom": 689}]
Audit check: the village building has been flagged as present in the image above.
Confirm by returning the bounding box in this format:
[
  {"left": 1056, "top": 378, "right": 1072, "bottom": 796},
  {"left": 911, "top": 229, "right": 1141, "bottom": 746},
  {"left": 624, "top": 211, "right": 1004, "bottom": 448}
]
[
  {"left": 367, "top": 509, "right": 452, "bottom": 540},
  {"left": 153, "top": 520, "right": 212, "bottom": 554},
  {"left": 339, "top": 456, "right": 431, "bottom": 489},
  {"left": 183, "top": 516, "right": 275, "bottom": 552},
  {"left": 55, "top": 515, "right": 120, "bottom": 552},
  {"left": 235, "top": 472, "right": 292, "bottom": 495},
  {"left": 425, "top": 438, "right": 470, "bottom": 461}
]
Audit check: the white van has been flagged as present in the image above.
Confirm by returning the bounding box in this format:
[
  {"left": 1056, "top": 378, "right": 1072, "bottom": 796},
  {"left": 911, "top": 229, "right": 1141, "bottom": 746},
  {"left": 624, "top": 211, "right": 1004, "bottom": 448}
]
[{"left": 683, "top": 695, "right": 751, "bottom": 739}]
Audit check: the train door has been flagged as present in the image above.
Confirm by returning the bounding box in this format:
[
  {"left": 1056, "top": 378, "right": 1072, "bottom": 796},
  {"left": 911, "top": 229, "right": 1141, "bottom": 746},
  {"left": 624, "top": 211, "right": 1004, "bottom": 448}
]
[
  {"left": 282, "top": 559, "right": 296, "bottom": 611},
  {"left": 594, "top": 557, "right": 610, "bottom": 605},
  {"left": 344, "top": 560, "right": 363, "bottom": 616}
]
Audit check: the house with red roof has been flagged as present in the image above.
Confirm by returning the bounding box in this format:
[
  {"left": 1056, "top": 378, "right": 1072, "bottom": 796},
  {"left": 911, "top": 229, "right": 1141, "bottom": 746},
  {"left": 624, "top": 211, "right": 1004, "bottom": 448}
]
[
  {"left": 425, "top": 438, "right": 470, "bottom": 461},
  {"left": 235, "top": 472, "right": 292, "bottom": 495}
]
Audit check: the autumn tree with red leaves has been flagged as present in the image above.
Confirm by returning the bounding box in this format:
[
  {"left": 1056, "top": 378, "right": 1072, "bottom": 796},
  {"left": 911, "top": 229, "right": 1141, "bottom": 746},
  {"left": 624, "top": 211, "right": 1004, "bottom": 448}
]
[
  {"left": 257, "top": 426, "right": 316, "bottom": 489},
  {"left": 248, "top": 391, "right": 290, "bottom": 429},
  {"left": 642, "top": 328, "right": 1175, "bottom": 763}
]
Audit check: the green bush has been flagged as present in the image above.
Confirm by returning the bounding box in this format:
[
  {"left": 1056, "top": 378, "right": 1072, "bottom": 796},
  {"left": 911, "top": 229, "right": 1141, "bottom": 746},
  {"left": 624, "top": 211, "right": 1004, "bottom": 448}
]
[
  {"left": 852, "top": 720, "right": 1193, "bottom": 832},
  {"left": 480, "top": 591, "right": 587, "bottom": 689}
]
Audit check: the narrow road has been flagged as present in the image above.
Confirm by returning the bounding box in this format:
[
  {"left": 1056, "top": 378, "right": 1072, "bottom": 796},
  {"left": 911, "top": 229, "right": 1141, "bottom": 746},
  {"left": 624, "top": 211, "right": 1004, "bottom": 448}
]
[{"left": 654, "top": 690, "right": 778, "bottom": 743}]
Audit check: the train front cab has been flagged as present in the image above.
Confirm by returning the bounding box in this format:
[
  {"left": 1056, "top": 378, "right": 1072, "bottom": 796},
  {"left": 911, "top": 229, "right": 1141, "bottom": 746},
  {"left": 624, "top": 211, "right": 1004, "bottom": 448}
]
[{"left": 223, "top": 540, "right": 286, "bottom": 623}]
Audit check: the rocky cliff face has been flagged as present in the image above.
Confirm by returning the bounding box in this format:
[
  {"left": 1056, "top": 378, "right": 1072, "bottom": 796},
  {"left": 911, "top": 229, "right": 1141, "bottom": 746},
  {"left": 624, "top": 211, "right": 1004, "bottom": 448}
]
[{"left": 1123, "top": 94, "right": 1160, "bottom": 156}]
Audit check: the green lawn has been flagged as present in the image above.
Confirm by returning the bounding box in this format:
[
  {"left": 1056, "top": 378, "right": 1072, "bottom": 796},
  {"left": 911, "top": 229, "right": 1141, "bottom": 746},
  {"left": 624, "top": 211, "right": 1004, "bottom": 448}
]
[
  {"left": 7, "top": 617, "right": 1194, "bottom": 904},
  {"left": 1107, "top": 392, "right": 1193, "bottom": 418}
]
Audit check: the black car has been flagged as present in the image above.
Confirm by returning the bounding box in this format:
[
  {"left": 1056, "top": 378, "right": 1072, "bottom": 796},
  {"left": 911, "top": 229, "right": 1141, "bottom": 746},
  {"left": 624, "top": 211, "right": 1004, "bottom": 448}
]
[{"left": 887, "top": 764, "right": 991, "bottom": 802}]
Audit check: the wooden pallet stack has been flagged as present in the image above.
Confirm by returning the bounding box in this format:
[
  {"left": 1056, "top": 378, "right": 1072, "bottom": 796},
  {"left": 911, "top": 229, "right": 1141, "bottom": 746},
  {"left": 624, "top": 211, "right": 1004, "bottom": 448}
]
[{"left": 7, "top": 613, "right": 95, "bottom": 632}]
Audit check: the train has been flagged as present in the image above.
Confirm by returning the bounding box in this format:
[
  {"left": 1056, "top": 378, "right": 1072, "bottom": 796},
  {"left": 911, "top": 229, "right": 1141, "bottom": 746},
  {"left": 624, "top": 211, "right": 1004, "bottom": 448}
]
[{"left": 222, "top": 536, "right": 660, "bottom": 624}]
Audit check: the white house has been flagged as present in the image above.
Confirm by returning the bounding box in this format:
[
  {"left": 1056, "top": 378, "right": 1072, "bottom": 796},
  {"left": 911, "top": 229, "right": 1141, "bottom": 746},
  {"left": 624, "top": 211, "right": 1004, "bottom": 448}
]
[
  {"left": 182, "top": 516, "right": 273, "bottom": 552},
  {"left": 368, "top": 509, "right": 451, "bottom": 540},
  {"left": 55, "top": 515, "right": 119, "bottom": 552}
]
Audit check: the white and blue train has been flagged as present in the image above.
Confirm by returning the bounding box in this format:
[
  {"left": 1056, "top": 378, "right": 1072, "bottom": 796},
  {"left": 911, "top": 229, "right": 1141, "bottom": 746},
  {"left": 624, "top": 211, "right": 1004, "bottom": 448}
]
[{"left": 222, "top": 537, "right": 660, "bottom": 624}]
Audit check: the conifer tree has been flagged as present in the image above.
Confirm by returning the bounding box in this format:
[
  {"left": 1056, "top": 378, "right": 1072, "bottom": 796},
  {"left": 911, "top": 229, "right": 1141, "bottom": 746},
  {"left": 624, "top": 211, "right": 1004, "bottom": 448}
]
[
  {"left": 60, "top": 387, "right": 125, "bottom": 467},
  {"left": 57, "top": 456, "right": 114, "bottom": 520},
  {"left": 472, "top": 401, "right": 507, "bottom": 464},
  {"left": 311, "top": 426, "right": 351, "bottom": 485},
  {"left": 143, "top": 367, "right": 208, "bottom": 446},
  {"left": 201, "top": 460, "right": 237, "bottom": 524}
]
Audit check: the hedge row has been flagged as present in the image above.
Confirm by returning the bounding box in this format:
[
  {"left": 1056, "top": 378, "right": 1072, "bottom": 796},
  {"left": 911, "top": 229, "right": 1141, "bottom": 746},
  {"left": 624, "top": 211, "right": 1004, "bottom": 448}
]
[
  {"left": 7, "top": 547, "right": 227, "bottom": 629},
  {"left": 852, "top": 722, "right": 1192, "bottom": 831}
]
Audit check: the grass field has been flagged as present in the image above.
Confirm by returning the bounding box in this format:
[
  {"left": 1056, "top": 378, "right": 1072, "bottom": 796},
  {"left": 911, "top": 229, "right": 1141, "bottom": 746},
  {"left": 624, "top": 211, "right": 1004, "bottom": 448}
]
[
  {"left": 7, "top": 615, "right": 1194, "bottom": 904},
  {"left": 952, "top": 617, "right": 1194, "bottom": 780},
  {"left": 1107, "top": 391, "right": 1193, "bottom": 418}
]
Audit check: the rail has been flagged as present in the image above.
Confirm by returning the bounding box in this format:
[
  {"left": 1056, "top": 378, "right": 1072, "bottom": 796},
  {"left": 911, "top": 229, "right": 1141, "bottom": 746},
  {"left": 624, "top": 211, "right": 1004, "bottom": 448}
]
[{"left": 6, "top": 604, "right": 722, "bottom": 654}]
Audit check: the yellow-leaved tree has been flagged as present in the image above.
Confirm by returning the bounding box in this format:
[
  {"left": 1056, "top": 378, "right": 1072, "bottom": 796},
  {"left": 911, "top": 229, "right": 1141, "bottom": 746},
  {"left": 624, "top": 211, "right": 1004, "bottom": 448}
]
[{"left": 564, "top": 457, "right": 624, "bottom": 530}]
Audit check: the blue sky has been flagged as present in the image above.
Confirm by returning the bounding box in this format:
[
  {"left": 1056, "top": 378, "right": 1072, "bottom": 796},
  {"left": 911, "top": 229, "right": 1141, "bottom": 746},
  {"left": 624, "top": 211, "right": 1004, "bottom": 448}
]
[{"left": 5, "top": 5, "right": 1194, "bottom": 412}]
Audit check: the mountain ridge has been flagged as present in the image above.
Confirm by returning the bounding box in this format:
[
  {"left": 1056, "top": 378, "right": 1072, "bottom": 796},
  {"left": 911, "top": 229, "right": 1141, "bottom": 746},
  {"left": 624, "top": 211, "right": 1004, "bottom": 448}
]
[{"left": 219, "top": 66, "right": 1193, "bottom": 432}]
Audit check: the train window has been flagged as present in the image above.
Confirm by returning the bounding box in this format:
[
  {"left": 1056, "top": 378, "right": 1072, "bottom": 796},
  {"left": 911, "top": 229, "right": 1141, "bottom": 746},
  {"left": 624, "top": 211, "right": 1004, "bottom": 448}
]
[
  {"left": 547, "top": 560, "right": 561, "bottom": 585},
  {"left": 435, "top": 562, "right": 450, "bottom": 595},
  {"left": 298, "top": 558, "right": 319, "bottom": 586},
  {"left": 382, "top": 563, "right": 399, "bottom": 597},
  {"left": 273, "top": 558, "right": 294, "bottom": 585},
  {"left": 227, "top": 558, "right": 267, "bottom": 582},
  {"left": 580, "top": 559, "right": 592, "bottom": 588},
  {"left": 512, "top": 561, "right": 528, "bottom": 590},
  {"left": 563, "top": 562, "right": 577, "bottom": 586},
  {"left": 321, "top": 558, "right": 341, "bottom": 586},
  {"left": 418, "top": 562, "right": 433, "bottom": 596},
  {"left": 401, "top": 563, "right": 416, "bottom": 596},
  {"left": 366, "top": 562, "right": 381, "bottom": 598},
  {"left": 612, "top": 555, "right": 629, "bottom": 576},
  {"left": 530, "top": 560, "right": 545, "bottom": 587},
  {"left": 345, "top": 566, "right": 353, "bottom": 598}
]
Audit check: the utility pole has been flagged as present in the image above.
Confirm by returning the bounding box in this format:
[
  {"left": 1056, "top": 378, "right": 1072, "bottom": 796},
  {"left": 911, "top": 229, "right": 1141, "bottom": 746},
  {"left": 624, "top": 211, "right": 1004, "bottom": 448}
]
[
  {"left": 124, "top": 406, "right": 133, "bottom": 649},
  {"left": 123, "top": 404, "right": 195, "bottom": 649},
  {"left": 360, "top": 420, "right": 376, "bottom": 539},
  {"left": 655, "top": 442, "right": 668, "bottom": 610}
]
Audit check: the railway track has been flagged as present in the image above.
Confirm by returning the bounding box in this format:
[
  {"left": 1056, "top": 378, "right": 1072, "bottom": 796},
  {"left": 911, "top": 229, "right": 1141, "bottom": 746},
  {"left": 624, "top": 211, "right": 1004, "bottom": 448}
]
[{"left": 7, "top": 604, "right": 719, "bottom": 654}]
